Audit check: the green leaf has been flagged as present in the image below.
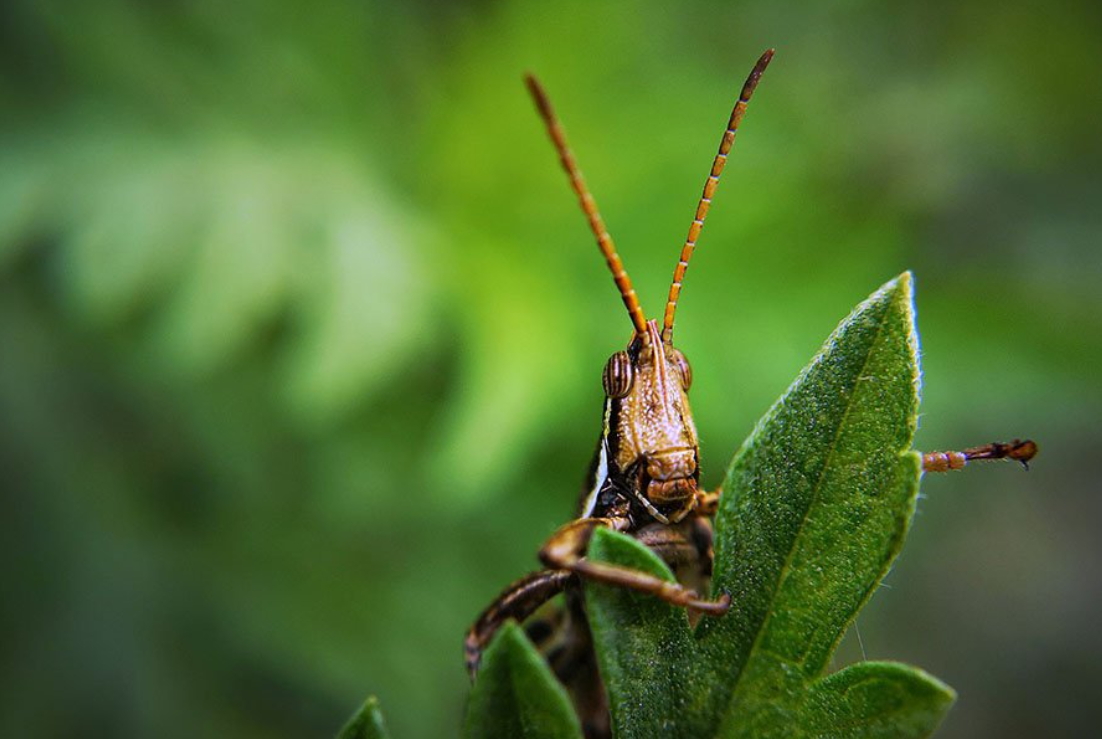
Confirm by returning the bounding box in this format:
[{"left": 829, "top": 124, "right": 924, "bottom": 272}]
[
  {"left": 337, "top": 696, "right": 391, "bottom": 739},
  {"left": 704, "top": 272, "right": 929, "bottom": 735},
  {"left": 803, "top": 662, "right": 955, "bottom": 738},
  {"left": 464, "top": 620, "right": 584, "bottom": 739},
  {"left": 584, "top": 527, "right": 697, "bottom": 738},
  {"left": 582, "top": 273, "right": 951, "bottom": 738}
]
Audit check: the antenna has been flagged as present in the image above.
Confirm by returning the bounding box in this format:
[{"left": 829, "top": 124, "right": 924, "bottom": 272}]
[
  {"left": 525, "top": 74, "right": 649, "bottom": 336},
  {"left": 661, "top": 49, "right": 774, "bottom": 342}
]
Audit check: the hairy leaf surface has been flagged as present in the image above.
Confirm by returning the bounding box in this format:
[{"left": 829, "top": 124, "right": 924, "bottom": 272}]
[{"left": 583, "top": 274, "right": 954, "bottom": 738}]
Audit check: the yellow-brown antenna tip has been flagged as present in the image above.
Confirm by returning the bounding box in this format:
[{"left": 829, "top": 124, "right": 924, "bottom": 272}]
[
  {"left": 524, "top": 73, "right": 553, "bottom": 120},
  {"left": 661, "top": 48, "right": 775, "bottom": 341},
  {"left": 743, "top": 49, "right": 774, "bottom": 99}
]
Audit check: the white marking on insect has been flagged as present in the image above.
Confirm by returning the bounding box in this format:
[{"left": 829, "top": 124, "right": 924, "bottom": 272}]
[{"left": 580, "top": 399, "right": 612, "bottom": 518}]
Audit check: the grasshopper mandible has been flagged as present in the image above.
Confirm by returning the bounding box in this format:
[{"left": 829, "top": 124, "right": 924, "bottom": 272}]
[{"left": 464, "top": 49, "right": 1036, "bottom": 734}]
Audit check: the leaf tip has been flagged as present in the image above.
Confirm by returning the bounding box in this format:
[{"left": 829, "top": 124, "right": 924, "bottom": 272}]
[
  {"left": 337, "top": 695, "right": 390, "bottom": 739},
  {"left": 898, "top": 270, "right": 922, "bottom": 401},
  {"left": 873, "top": 271, "right": 921, "bottom": 407},
  {"left": 879, "top": 270, "right": 914, "bottom": 307},
  {"left": 588, "top": 527, "right": 674, "bottom": 581},
  {"left": 497, "top": 617, "right": 526, "bottom": 646},
  {"left": 465, "top": 617, "right": 584, "bottom": 739}
]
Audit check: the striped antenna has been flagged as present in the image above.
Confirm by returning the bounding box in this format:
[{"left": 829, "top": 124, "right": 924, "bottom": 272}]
[
  {"left": 661, "top": 49, "right": 775, "bottom": 342},
  {"left": 525, "top": 74, "right": 649, "bottom": 336}
]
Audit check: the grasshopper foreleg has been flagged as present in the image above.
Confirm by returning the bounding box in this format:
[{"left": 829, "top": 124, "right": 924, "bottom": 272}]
[
  {"left": 693, "top": 488, "right": 721, "bottom": 517},
  {"left": 538, "top": 517, "right": 731, "bottom": 615}
]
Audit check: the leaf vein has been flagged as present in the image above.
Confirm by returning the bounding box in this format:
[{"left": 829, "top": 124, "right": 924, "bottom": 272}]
[{"left": 725, "top": 300, "right": 894, "bottom": 708}]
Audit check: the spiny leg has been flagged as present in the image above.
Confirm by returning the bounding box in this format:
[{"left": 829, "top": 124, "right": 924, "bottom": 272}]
[
  {"left": 922, "top": 438, "right": 1037, "bottom": 473},
  {"left": 538, "top": 517, "right": 731, "bottom": 615},
  {"left": 694, "top": 488, "right": 721, "bottom": 517},
  {"left": 465, "top": 569, "right": 574, "bottom": 679}
]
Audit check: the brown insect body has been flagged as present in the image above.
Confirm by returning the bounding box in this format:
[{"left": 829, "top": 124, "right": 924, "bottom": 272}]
[{"left": 465, "top": 49, "right": 1036, "bottom": 738}]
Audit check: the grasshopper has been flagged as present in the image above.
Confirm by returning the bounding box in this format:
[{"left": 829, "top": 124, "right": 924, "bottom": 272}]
[{"left": 464, "top": 49, "right": 1036, "bottom": 736}]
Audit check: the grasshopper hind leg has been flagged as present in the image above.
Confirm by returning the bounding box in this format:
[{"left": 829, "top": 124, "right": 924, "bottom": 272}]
[
  {"left": 467, "top": 573, "right": 610, "bottom": 737},
  {"left": 464, "top": 569, "right": 574, "bottom": 679},
  {"left": 922, "top": 439, "right": 1037, "bottom": 473}
]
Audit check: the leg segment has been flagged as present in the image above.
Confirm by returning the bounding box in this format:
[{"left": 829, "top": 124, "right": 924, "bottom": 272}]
[
  {"left": 538, "top": 517, "right": 731, "bottom": 615},
  {"left": 694, "top": 487, "right": 721, "bottom": 516},
  {"left": 923, "top": 438, "right": 1037, "bottom": 473},
  {"left": 465, "top": 569, "right": 574, "bottom": 679},
  {"left": 635, "top": 517, "right": 715, "bottom": 604}
]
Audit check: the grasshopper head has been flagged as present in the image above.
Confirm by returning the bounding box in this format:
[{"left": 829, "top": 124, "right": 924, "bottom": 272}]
[{"left": 602, "top": 320, "right": 698, "bottom": 523}]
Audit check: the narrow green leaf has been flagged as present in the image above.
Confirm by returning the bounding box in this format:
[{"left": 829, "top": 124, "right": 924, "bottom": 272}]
[
  {"left": 584, "top": 527, "right": 697, "bottom": 738},
  {"left": 337, "top": 696, "right": 391, "bottom": 739},
  {"left": 699, "top": 273, "right": 929, "bottom": 735},
  {"left": 464, "top": 620, "right": 584, "bottom": 739},
  {"left": 803, "top": 662, "right": 955, "bottom": 738}
]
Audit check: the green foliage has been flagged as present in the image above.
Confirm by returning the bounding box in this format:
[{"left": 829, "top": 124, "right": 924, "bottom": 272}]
[
  {"left": 471, "top": 274, "right": 953, "bottom": 737},
  {"left": 464, "top": 622, "right": 583, "bottom": 739},
  {"left": 338, "top": 697, "right": 390, "bottom": 739}
]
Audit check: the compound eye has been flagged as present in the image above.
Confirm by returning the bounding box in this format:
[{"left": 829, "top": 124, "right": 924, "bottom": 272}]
[
  {"left": 602, "top": 351, "right": 634, "bottom": 398},
  {"left": 671, "top": 348, "right": 692, "bottom": 391}
]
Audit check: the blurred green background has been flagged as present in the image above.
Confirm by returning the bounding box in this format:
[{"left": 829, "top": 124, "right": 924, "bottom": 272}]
[{"left": 1, "top": 1, "right": 1099, "bottom": 737}]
